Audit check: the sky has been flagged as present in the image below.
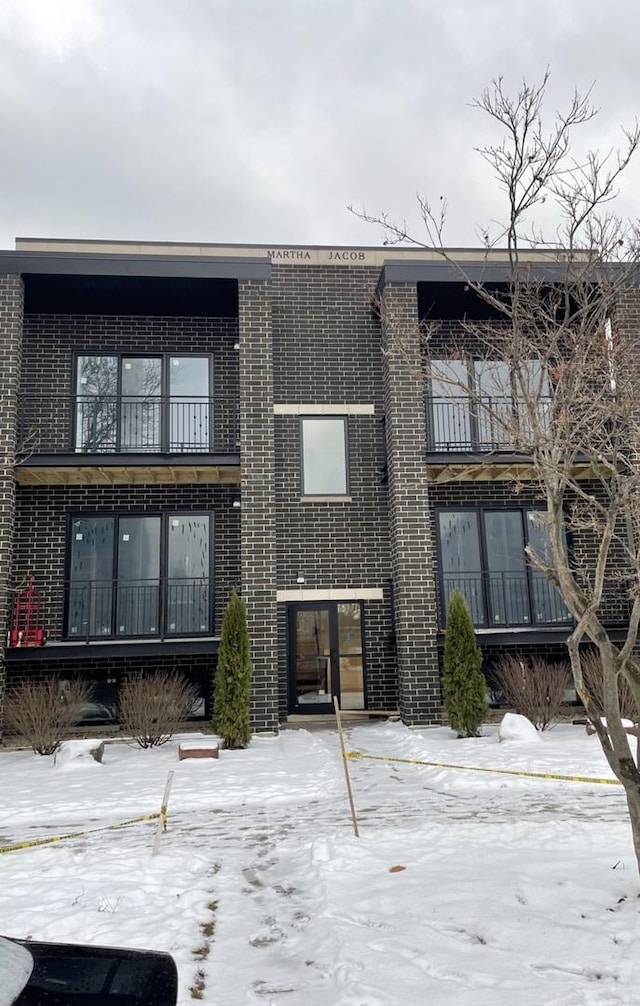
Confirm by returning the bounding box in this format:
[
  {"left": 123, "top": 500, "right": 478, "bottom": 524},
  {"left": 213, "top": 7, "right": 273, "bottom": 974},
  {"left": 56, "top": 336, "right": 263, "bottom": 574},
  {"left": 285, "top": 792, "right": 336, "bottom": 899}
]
[
  {"left": 2, "top": 0, "right": 640, "bottom": 251},
  {"left": 1, "top": 720, "right": 638, "bottom": 1004}
]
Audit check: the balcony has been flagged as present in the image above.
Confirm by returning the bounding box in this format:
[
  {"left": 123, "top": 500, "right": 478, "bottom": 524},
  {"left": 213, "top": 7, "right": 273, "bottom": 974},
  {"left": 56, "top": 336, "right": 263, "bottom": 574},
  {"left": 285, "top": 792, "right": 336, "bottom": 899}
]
[
  {"left": 8, "top": 578, "right": 213, "bottom": 648},
  {"left": 426, "top": 394, "right": 554, "bottom": 453},
  {"left": 425, "top": 394, "right": 569, "bottom": 483},
  {"left": 15, "top": 395, "right": 240, "bottom": 485},
  {"left": 441, "top": 572, "right": 572, "bottom": 630},
  {"left": 74, "top": 395, "right": 217, "bottom": 454}
]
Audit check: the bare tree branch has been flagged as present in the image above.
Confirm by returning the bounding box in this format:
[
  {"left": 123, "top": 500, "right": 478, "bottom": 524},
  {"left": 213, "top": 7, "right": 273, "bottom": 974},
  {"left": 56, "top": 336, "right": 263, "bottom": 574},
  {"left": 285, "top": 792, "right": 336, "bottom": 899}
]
[{"left": 356, "top": 70, "right": 640, "bottom": 878}]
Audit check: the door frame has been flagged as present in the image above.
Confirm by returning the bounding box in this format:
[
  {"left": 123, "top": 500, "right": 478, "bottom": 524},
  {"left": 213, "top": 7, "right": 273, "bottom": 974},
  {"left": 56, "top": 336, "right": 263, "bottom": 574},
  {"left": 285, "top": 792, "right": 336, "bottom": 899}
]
[{"left": 287, "top": 600, "right": 367, "bottom": 714}]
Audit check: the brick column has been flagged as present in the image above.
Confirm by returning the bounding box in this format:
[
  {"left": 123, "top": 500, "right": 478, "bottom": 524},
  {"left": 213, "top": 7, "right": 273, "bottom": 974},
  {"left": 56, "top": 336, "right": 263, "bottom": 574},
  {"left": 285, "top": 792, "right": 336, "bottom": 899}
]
[
  {"left": 380, "top": 281, "right": 441, "bottom": 725},
  {"left": 0, "top": 275, "right": 23, "bottom": 731},
  {"left": 238, "top": 279, "right": 278, "bottom": 732}
]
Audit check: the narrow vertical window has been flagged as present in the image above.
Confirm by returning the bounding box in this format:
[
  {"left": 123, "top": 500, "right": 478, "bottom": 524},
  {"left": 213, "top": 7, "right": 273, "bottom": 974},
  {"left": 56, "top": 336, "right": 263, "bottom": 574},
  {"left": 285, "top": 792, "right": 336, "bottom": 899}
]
[
  {"left": 301, "top": 418, "right": 347, "bottom": 495},
  {"left": 169, "top": 357, "right": 210, "bottom": 451},
  {"left": 429, "top": 360, "right": 471, "bottom": 449},
  {"left": 438, "top": 511, "right": 485, "bottom": 625},
  {"left": 120, "top": 357, "right": 162, "bottom": 451},
  {"left": 474, "top": 360, "right": 512, "bottom": 448},
  {"left": 526, "top": 511, "right": 570, "bottom": 623},
  {"left": 75, "top": 356, "right": 118, "bottom": 452},
  {"left": 68, "top": 517, "right": 115, "bottom": 636},
  {"left": 484, "top": 511, "right": 529, "bottom": 624}
]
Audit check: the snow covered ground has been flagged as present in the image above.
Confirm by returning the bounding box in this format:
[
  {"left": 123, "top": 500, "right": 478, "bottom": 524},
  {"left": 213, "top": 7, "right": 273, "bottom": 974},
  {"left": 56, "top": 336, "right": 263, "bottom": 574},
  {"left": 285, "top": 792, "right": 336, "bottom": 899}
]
[{"left": 1, "top": 718, "right": 639, "bottom": 1005}]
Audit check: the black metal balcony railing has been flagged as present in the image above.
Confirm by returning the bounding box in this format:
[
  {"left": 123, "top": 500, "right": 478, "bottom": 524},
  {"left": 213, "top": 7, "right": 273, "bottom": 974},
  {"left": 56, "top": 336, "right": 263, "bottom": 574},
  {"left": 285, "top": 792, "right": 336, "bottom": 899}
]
[
  {"left": 427, "top": 395, "right": 552, "bottom": 453},
  {"left": 17, "top": 395, "right": 240, "bottom": 456},
  {"left": 8, "top": 578, "right": 213, "bottom": 645},
  {"left": 441, "top": 572, "right": 572, "bottom": 629},
  {"left": 66, "top": 578, "right": 212, "bottom": 639}
]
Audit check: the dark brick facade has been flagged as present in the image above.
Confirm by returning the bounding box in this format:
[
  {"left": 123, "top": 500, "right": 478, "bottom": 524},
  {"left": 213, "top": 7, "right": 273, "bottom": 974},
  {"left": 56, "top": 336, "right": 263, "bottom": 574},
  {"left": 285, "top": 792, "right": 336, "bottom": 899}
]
[
  {"left": 20, "top": 314, "right": 239, "bottom": 454},
  {"left": 4, "top": 653, "right": 215, "bottom": 721},
  {"left": 270, "top": 265, "right": 396, "bottom": 715},
  {"left": 12, "top": 483, "right": 240, "bottom": 641},
  {"left": 0, "top": 245, "right": 638, "bottom": 736},
  {"left": 380, "top": 282, "right": 442, "bottom": 724},
  {"left": 0, "top": 276, "right": 23, "bottom": 717},
  {"left": 238, "top": 279, "right": 278, "bottom": 732}
]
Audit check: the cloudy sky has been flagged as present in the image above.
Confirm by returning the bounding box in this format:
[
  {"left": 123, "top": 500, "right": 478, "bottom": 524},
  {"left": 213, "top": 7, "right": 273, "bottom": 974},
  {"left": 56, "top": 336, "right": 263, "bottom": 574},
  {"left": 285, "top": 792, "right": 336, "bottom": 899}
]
[{"left": 2, "top": 0, "right": 640, "bottom": 250}]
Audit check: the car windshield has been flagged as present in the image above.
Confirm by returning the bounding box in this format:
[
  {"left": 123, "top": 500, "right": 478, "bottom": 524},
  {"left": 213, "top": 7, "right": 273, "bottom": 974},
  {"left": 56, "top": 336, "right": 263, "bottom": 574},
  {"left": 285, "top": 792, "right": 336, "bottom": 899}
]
[{"left": 0, "top": 938, "right": 33, "bottom": 1006}]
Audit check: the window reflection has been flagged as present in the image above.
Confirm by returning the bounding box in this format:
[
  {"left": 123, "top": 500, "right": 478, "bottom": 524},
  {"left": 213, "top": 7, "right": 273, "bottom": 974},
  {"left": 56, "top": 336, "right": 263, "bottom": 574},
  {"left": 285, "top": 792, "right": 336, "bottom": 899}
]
[
  {"left": 66, "top": 514, "right": 211, "bottom": 639},
  {"left": 121, "top": 358, "right": 162, "bottom": 452},
  {"left": 437, "top": 509, "right": 571, "bottom": 627},
  {"left": 430, "top": 361, "right": 471, "bottom": 448},
  {"left": 302, "top": 418, "right": 347, "bottom": 494},
  {"left": 428, "top": 358, "right": 552, "bottom": 451},
  {"left": 337, "top": 603, "right": 364, "bottom": 710},
  {"left": 74, "top": 355, "right": 212, "bottom": 453},
  {"left": 167, "top": 516, "right": 210, "bottom": 634},
  {"left": 295, "top": 608, "right": 331, "bottom": 704},
  {"left": 75, "top": 356, "right": 118, "bottom": 452},
  {"left": 169, "top": 357, "right": 210, "bottom": 451},
  {"left": 438, "top": 512, "right": 485, "bottom": 625}
]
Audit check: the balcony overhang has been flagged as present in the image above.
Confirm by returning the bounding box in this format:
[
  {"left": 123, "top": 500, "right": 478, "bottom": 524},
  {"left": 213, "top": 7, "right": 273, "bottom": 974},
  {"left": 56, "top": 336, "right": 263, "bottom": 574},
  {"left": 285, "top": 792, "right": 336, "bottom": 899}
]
[
  {"left": 0, "top": 249, "right": 271, "bottom": 280},
  {"left": 425, "top": 454, "right": 598, "bottom": 483},
  {"left": 16, "top": 453, "right": 241, "bottom": 486},
  {"left": 5, "top": 637, "right": 219, "bottom": 661}
]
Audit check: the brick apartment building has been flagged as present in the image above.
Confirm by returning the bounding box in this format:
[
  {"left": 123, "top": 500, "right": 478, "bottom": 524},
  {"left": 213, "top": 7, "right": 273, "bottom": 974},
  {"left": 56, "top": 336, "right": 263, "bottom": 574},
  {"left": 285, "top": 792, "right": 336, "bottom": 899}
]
[{"left": 0, "top": 239, "right": 631, "bottom": 731}]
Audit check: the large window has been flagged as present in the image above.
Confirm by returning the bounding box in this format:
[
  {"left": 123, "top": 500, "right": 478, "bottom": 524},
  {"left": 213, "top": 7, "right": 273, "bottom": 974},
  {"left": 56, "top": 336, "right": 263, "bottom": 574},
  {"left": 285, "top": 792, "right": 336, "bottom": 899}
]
[
  {"left": 301, "top": 417, "right": 348, "bottom": 495},
  {"left": 75, "top": 355, "right": 211, "bottom": 453},
  {"left": 66, "top": 513, "right": 212, "bottom": 639},
  {"left": 437, "top": 508, "right": 570, "bottom": 627},
  {"left": 428, "top": 358, "right": 551, "bottom": 451}
]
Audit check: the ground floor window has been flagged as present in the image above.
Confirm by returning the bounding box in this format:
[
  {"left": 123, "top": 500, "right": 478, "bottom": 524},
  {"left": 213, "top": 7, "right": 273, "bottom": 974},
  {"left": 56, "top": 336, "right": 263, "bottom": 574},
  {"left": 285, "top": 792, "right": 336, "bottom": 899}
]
[
  {"left": 437, "top": 508, "right": 570, "bottom": 627},
  {"left": 66, "top": 513, "right": 212, "bottom": 639}
]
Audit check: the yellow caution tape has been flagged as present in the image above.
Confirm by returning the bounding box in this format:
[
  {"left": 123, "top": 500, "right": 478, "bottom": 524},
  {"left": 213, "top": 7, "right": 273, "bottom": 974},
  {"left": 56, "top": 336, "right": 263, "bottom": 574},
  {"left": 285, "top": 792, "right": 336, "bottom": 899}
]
[
  {"left": 345, "top": 750, "right": 621, "bottom": 786},
  {"left": 0, "top": 812, "right": 161, "bottom": 856}
]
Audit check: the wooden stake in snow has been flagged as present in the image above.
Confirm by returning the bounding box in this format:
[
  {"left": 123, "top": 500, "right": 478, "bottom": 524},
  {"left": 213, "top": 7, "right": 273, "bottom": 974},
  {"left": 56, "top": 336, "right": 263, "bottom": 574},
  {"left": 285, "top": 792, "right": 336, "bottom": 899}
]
[
  {"left": 152, "top": 770, "right": 175, "bottom": 856},
  {"left": 333, "top": 696, "right": 359, "bottom": 837}
]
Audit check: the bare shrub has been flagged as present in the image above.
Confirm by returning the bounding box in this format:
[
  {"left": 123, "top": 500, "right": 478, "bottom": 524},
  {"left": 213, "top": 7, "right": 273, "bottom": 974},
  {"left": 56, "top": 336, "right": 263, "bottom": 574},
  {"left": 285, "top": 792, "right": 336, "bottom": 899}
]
[
  {"left": 2, "top": 677, "right": 93, "bottom": 755},
  {"left": 580, "top": 652, "right": 638, "bottom": 724},
  {"left": 493, "top": 655, "right": 570, "bottom": 731},
  {"left": 118, "top": 671, "right": 198, "bottom": 748}
]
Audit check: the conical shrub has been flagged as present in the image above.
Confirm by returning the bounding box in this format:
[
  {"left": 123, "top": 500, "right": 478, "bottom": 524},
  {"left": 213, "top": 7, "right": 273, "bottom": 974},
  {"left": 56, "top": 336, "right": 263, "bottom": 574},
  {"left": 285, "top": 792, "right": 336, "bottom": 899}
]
[
  {"left": 442, "top": 590, "right": 486, "bottom": 737},
  {"left": 213, "top": 588, "right": 252, "bottom": 749}
]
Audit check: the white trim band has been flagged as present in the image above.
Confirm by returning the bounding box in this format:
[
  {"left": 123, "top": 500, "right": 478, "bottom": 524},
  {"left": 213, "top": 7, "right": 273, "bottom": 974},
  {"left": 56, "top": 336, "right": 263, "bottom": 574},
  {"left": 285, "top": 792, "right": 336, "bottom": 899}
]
[
  {"left": 273, "top": 403, "right": 375, "bottom": 416},
  {"left": 277, "top": 587, "right": 384, "bottom": 602}
]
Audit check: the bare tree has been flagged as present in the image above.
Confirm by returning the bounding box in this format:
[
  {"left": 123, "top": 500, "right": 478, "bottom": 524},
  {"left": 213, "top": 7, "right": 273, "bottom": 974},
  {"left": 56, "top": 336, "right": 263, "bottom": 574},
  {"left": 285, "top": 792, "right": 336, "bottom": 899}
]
[
  {"left": 2, "top": 677, "right": 93, "bottom": 755},
  {"left": 352, "top": 72, "right": 640, "bottom": 877},
  {"left": 493, "top": 655, "right": 570, "bottom": 731},
  {"left": 118, "top": 671, "right": 198, "bottom": 748}
]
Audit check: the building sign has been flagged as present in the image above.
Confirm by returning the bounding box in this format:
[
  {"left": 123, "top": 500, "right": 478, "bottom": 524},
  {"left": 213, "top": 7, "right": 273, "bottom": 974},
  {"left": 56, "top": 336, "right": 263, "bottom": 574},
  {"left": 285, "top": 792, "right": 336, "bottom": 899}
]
[{"left": 267, "top": 248, "right": 375, "bottom": 265}]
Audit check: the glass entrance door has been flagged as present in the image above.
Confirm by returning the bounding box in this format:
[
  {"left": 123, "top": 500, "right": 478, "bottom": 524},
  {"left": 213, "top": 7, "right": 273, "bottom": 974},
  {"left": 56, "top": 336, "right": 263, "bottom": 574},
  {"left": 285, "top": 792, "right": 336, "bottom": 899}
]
[{"left": 288, "top": 602, "right": 365, "bottom": 713}]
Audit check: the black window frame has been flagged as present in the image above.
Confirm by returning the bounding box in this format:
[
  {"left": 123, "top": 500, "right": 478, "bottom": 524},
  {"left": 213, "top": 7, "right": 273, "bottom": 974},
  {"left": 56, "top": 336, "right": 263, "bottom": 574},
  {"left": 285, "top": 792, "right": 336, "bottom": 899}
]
[
  {"left": 64, "top": 510, "right": 214, "bottom": 640},
  {"left": 435, "top": 505, "right": 571, "bottom": 629},
  {"left": 300, "top": 415, "right": 350, "bottom": 496},
  {"left": 72, "top": 351, "right": 215, "bottom": 454}
]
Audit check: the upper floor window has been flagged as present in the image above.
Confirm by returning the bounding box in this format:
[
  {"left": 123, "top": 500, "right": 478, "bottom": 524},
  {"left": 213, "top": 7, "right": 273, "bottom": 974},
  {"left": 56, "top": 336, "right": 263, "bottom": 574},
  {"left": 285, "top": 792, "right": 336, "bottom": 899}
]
[
  {"left": 66, "top": 512, "right": 212, "bottom": 639},
  {"left": 74, "top": 355, "right": 212, "bottom": 453},
  {"left": 428, "top": 358, "right": 551, "bottom": 452},
  {"left": 301, "top": 417, "right": 348, "bottom": 495},
  {"left": 437, "top": 507, "right": 570, "bottom": 628}
]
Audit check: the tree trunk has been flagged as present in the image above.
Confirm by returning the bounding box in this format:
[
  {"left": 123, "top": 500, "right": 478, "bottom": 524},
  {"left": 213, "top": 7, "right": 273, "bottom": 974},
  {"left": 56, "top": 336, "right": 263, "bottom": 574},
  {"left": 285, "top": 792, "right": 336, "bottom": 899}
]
[{"left": 622, "top": 778, "right": 640, "bottom": 877}]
